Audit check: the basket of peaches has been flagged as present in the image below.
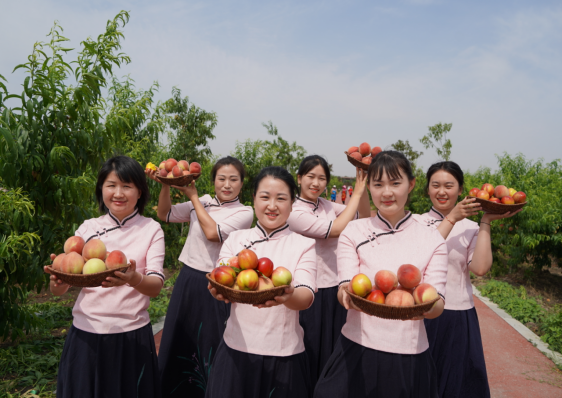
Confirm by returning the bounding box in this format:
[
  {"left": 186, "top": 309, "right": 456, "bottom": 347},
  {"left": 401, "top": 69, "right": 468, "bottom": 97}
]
[
  {"left": 145, "top": 158, "right": 201, "bottom": 186},
  {"left": 206, "top": 249, "right": 292, "bottom": 305},
  {"left": 468, "top": 183, "right": 527, "bottom": 215},
  {"left": 346, "top": 265, "right": 440, "bottom": 320}
]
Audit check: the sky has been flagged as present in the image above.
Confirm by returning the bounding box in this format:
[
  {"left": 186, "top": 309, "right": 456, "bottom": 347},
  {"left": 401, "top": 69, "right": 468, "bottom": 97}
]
[{"left": 1, "top": 0, "right": 561, "bottom": 176}]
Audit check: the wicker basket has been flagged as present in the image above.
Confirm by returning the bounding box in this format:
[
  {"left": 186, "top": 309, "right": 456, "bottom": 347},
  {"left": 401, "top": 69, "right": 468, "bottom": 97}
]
[
  {"left": 349, "top": 292, "right": 439, "bottom": 320},
  {"left": 47, "top": 265, "right": 130, "bottom": 288},
  {"left": 206, "top": 273, "right": 288, "bottom": 305},
  {"left": 471, "top": 197, "right": 527, "bottom": 215},
  {"left": 156, "top": 173, "right": 201, "bottom": 187},
  {"left": 345, "top": 151, "right": 369, "bottom": 170}
]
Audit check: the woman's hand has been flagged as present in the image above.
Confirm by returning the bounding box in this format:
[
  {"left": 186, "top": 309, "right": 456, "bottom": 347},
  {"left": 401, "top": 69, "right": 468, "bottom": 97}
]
[
  {"left": 102, "top": 259, "right": 136, "bottom": 288},
  {"left": 448, "top": 197, "right": 482, "bottom": 223},
  {"left": 145, "top": 169, "right": 163, "bottom": 183},
  {"left": 171, "top": 181, "right": 198, "bottom": 201},
  {"left": 338, "top": 283, "right": 363, "bottom": 312},
  {"left": 253, "top": 286, "right": 295, "bottom": 309},
  {"left": 405, "top": 297, "right": 445, "bottom": 321},
  {"left": 353, "top": 167, "right": 368, "bottom": 194},
  {"left": 481, "top": 208, "right": 522, "bottom": 223},
  {"left": 208, "top": 282, "right": 230, "bottom": 304},
  {"left": 44, "top": 253, "right": 68, "bottom": 288}
]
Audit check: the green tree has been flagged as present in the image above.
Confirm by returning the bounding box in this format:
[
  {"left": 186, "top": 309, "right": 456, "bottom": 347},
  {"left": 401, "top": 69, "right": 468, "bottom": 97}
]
[
  {"left": 420, "top": 122, "right": 453, "bottom": 161},
  {"left": 391, "top": 139, "right": 424, "bottom": 164}
]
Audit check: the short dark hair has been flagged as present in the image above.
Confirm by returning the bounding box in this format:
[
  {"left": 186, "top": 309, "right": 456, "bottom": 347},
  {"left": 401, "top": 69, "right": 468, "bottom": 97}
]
[
  {"left": 95, "top": 156, "right": 150, "bottom": 215},
  {"left": 211, "top": 156, "right": 246, "bottom": 182},
  {"left": 368, "top": 150, "right": 415, "bottom": 182},
  {"left": 297, "top": 155, "right": 331, "bottom": 182},
  {"left": 253, "top": 166, "right": 298, "bottom": 201},
  {"left": 425, "top": 161, "right": 464, "bottom": 195}
]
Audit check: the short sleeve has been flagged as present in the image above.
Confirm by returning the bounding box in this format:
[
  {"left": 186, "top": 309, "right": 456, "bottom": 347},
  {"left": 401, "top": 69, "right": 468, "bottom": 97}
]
[
  {"left": 421, "top": 236, "right": 449, "bottom": 300},
  {"left": 337, "top": 228, "right": 361, "bottom": 284},
  {"left": 288, "top": 209, "right": 333, "bottom": 240},
  {"left": 466, "top": 227, "right": 479, "bottom": 265},
  {"left": 216, "top": 208, "right": 254, "bottom": 243},
  {"left": 293, "top": 238, "right": 318, "bottom": 306},
  {"left": 332, "top": 202, "right": 358, "bottom": 220},
  {"left": 167, "top": 201, "right": 194, "bottom": 223},
  {"left": 145, "top": 226, "right": 166, "bottom": 284}
]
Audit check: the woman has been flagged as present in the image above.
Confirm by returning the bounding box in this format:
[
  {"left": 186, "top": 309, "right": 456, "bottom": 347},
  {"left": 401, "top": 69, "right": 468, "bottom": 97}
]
[
  {"left": 341, "top": 185, "right": 347, "bottom": 204},
  {"left": 147, "top": 156, "right": 254, "bottom": 397},
  {"left": 288, "top": 155, "right": 371, "bottom": 383},
  {"left": 347, "top": 185, "right": 353, "bottom": 198},
  {"left": 417, "top": 161, "right": 520, "bottom": 398},
  {"left": 46, "top": 155, "right": 165, "bottom": 398},
  {"left": 330, "top": 185, "right": 337, "bottom": 202},
  {"left": 314, "top": 151, "right": 448, "bottom": 398},
  {"left": 206, "top": 166, "right": 317, "bottom": 398}
]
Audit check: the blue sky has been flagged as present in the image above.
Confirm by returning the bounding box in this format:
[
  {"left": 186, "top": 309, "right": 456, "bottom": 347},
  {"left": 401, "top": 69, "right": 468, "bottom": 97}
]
[{"left": 1, "top": 0, "right": 561, "bottom": 176}]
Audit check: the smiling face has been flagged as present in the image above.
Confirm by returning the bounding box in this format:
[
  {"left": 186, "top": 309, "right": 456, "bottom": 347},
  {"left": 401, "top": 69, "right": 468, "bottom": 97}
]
[
  {"left": 427, "top": 169, "right": 462, "bottom": 213},
  {"left": 102, "top": 171, "right": 141, "bottom": 220},
  {"left": 297, "top": 164, "right": 328, "bottom": 202},
  {"left": 369, "top": 168, "right": 415, "bottom": 224},
  {"left": 214, "top": 164, "right": 243, "bottom": 203},
  {"left": 254, "top": 176, "right": 293, "bottom": 234}
]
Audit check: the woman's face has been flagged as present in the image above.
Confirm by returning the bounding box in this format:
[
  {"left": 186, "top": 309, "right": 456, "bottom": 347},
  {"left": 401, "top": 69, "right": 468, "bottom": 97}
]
[
  {"left": 427, "top": 170, "right": 462, "bottom": 212},
  {"left": 369, "top": 168, "right": 415, "bottom": 220},
  {"left": 214, "top": 165, "right": 243, "bottom": 203},
  {"left": 102, "top": 171, "right": 141, "bottom": 219},
  {"left": 254, "top": 176, "right": 293, "bottom": 233},
  {"left": 297, "top": 164, "right": 327, "bottom": 201}
]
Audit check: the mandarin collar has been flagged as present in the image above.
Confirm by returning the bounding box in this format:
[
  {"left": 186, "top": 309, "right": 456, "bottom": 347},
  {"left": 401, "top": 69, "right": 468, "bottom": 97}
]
[
  {"left": 373, "top": 211, "right": 413, "bottom": 232},
  {"left": 428, "top": 207, "right": 445, "bottom": 220},
  {"left": 210, "top": 196, "right": 240, "bottom": 207},
  {"left": 295, "top": 196, "right": 320, "bottom": 212},
  {"left": 255, "top": 222, "right": 291, "bottom": 240},
  {"left": 107, "top": 209, "right": 139, "bottom": 227}
]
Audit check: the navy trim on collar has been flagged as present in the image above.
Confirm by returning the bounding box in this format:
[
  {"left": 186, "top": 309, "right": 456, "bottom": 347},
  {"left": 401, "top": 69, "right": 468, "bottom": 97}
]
[
  {"left": 376, "top": 213, "right": 392, "bottom": 229},
  {"left": 395, "top": 212, "right": 412, "bottom": 230},
  {"left": 212, "top": 196, "right": 240, "bottom": 207},
  {"left": 296, "top": 196, "right": 320, "bottom": 212},
  {"left": 255, "top": 223, "right": 290, "bottom": 239},
  {"left": 430, "top": 207, "right": 445, "bottom": 219},
  {"left": 108, "top": 209, "right": 139, "bottom": 226}
]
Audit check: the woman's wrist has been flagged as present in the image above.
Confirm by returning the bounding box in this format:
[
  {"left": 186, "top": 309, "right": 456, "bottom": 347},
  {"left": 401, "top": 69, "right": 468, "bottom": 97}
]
[{"left": 127, "top": 272, "right": 143, "bottom": 288}]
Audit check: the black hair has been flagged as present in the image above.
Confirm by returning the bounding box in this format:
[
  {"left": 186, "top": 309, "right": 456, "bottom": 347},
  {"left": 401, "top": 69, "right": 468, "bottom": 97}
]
[
  {"left": 424, "top": 161, "right": 464, "bottom": 195},
  {"left": 368, "top": 150, "right": 415, "bottom": 182},
  {"left": 95, "top": 156, "right": 150, "bottom": 215},
  {"left": 297, "top": 155, "right": 331, "bottom": 182},
  {"left": 211, "top": 156, "right": 246, "bottom": 182},
  {"left": 253, "top": 166, "right": 298, "bottom": 201}
]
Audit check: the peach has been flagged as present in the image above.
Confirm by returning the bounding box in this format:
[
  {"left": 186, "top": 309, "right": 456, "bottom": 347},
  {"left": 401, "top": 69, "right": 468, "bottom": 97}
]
[
  {"left": 218, "top": 266, "right": 236, "bottom": 279},
  {"left": 361, "top": 157, "right": 372, "bottom": 165},
  {"left": 371, "top": 146, "right": 382, "bottom": 158},
  {"left": 159, "top": 169, "right": 169, "bottom": 177},
  {"left": 489, "top": 198, "right": 501, "bottom": 203},
  {"left": 238, "top": 249, "right": 258, "bottom": 270},
  {"left": 271, "top": 267, "right": 292, "bottom": 287},
  {"left": 172, "top": 166, "right": 183, "bottom": 177},
  {"left": 159, "top": 161, "right": 166, "bottom": 170},
  {"left": 178, "top": 160, "right": 190, "bottom": 171},
  {"left": 83, "top": 258, "right": 107, "bottom": 274},
  {"left": 348, "top": 146, "right": 359, "bottom": 154},
  {"left": 165, "top": 159, "right": 178, "bottom": 172},
  {"left": 61, "top": 252, "right": 85, "bottom": 274},
  {"left": 468, "top": 188, "right": 480, "bottom": 197},
  {"left": 476, "top": 190, "right": 490, "bottom": 200},
  {"left": 501, "top": 196, "right": 514, "bottom": 205},
  {"left": 350, "top": 274, "right": 372, "bottom": 297},
  {"left": 349, "top": 152, "right": 362, "bottom": 161},
  {"left": 413, "top": 283, "right": 438, "bottom": 304},
  {"left": 52, "top": 253, "right": 66, "bottom": 271},
  {"left": 257, "top": 276, "right": 275, "bottom": 291},
  {"left": 215, "top": 267, "right": 235, "bottom": 287},
  {"left": 481, "top": 183, "right": 495, "bottom": 197},
  {"left": 397, "top": 264, "right": 421, "bottom": 289},
  {"left": 386, "top": 289, "right": 415, "bottom": 306},
  {"left": 257, "top": 257, "right": 274, "bottom": 278},
  {"left": 359, "top": 142, "right": 371, "bottom": 156},
  {"left": 494, "top": 185, "right": 510, "bottom": 199},
  {"left": 190, "top": 162, "right": 202, "bottom": 174},
  {"left": 167, "top": 171, "right": 174, "bottom": 178},
  {"left": 182, "top": 170, "right": 191, "bottom": 176},
  {"left": 82, "top": 239, "right": 107, "bottom": 261},
  {"left": 64, "top": 236, "right": 85, "bottom": 255},
  {"left": 513, "top": 191, "right": 526, "bottom": 203},
  {"left": 374, "top": 270, "right": 398, "bottom": 294},
  {"left": 236, "top": 269, "right": 259, "bottom": 291},
  {"left": 228, "top": 256, "right": 240, "bottom": 269},
  {"left": 366, "top": 289, "right": 385, "bottom": 304},
  {"left": 508, "top": 188, "right": 517, "bottom": 197},
  {"left": 105, "top": 250, "right": 127, "bottom": 270}
]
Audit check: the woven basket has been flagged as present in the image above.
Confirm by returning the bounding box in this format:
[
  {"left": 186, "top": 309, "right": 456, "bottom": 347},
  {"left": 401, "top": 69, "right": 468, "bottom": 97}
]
[
  {"left": 349, "top": 292, "right": 439, "bottom": 320},
  {"left": 471, "top": 197, "right": 527, "bottom": 215},
  {"left": 47, "top": 265, "right": 130, "bottom": 288},
  {"left": 345, "top": 151, "right": 369, "bottom": 170},
  {"left": 206, "top": 273, "right": 288, "bottom": 305},
  {"left": 156, "top": 173, "right": 201, "bottom": 187}
]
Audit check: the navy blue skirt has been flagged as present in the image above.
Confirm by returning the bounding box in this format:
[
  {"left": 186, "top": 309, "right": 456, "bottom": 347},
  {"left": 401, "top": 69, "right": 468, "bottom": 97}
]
[
  {"left": 424, "top": 308, "right": 490, "bottom": 398},
  {"left": 299, "top": 285, "right": 347, "bottom": 383},
  {"left": 314, "top": 335, "right": 438, "bottom": 398},
  {"left": 205, "top": 340, "right": 312, "bottom": 398},
  {"left": 57, "top": 323, "right": 160, "bottom": 398},
  {"left": 158, "top": 265, "right": 230, "bottom": 397}
]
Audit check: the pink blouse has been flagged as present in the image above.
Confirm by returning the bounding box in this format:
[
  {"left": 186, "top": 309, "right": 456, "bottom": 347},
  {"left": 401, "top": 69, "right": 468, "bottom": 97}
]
[
  {"left": 338, "top": 212, "right": 448, "bottom": 354},
  {"left": 167, "top": 195, "right": 254, "bottom": 272},
  {"left": 217, "top": 223, "right": 317, "bottom": 357},
  {"left": 72, "top": 210, "right": 165, "bottom": 334},
  {"left": 288, "top": 196, "right": 357, "bottom": 288},
  {"left": 415, "top": 207, "right": 479, "bottom": 310}
]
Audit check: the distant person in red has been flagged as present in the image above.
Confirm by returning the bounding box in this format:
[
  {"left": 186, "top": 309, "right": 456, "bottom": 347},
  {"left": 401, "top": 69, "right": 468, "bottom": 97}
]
[
  {"left": 341, "top": 185, "right": 347, "bottom": 204},
  {"left": 348, "top": 186, "right": 353, "bottom": 198}
]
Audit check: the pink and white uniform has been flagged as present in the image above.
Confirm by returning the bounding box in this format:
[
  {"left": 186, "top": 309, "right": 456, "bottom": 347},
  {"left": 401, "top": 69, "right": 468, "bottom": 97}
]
[
  {"left": 72, "top": 210, "right": 165, "bottom": 334},
  {"left": 415, "top": 207, "right": 479, "bottom": 310},
  {"left": 288, "top": 196, "right": 357, "bottom": 288},
  {"left": 338, "top": 212, "right": 448, "bottom": 354},
  {"left": 217, "top": 223, "right": 317, "bottom": 356},
  {"left": 167, "top": 195, "right": 254, "bottom": 270}
]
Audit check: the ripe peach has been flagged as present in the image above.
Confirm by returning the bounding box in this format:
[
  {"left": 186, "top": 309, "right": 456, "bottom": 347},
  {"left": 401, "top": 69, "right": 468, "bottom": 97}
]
[
  {"left": 236, "top": 269, "right": 259, "bottom": 291},
  {"left": 366, "top": 289, "right": 385, "bottom": 304},
  {"left": 271, "top": 267, "right": 292, "bottom": 287},
  {"left": 257, "top": 257, "right": 274, "bottom": 278},
  {"left": 52, "top": 253, "right": 66, "bottom": 271},
  {"left": 159, "top": 161, "right": 166, "bottom": 170},
  {"left": 349, "top": 152, "right": 362, "bottom": 161},
  {"left": 172, "top": 166, "right": 183, "bottom": 177},
  {"left": 481, "top": 183, "right": 495, "bottom": 197},
  {"left": 359, "top": 142, "right": 371, "bottom": 156},
  {"left": 165, "top": 159, "right": 178, "bottom": 172},
  {"left": 257, "top": 276, "right": 275, "bottom": 291},
  {"left": 218, "top": 266, "right": 236, "bottom": 279},
  {"left": 228, "top": 256, "right": 240, "bottom": 269},
  {"left": 385, "top": 289, "right": 415, "bottom": 306},
  {"left": 361, "top": 157, "right": 372, "bottom": 165},
  {"left": 508, "top": 188, "right": 517, "bottom": 197},
  {"left": 210, "top": 268, "right": 218, "bottom": 280},
  {"left": 190, "top": 162, "right": 202, "bottom": 174},
  {"left": 61, "top": 252, "right": 85, "bottom": 274},
  {"left": 105, "top": 250, "right": 127, "bottom": 270},
  {"left": 178, "top": 160, "right": 190, "bottom": 171},
  {"left": 348, "top": 146, "right": 359, "bottom": 154},
  {"left": 397, "top": 264, "right": 421, "bottom": 289},
  {"left": 374, "top": 270, "right": 398, "bottom": 294},
  {"left": 513, "top": 191, "right": 526, "bottom": 203},
  {"left": 82, "top": 239, "right": 107, "bottom": 261},
  {"left": 64, "top": 236, "right": 85, "bottom": 255},
  {"left": 501, "top": 196, "right": 514, "bottom": 205},
  {"left": 350, "top": 274, "right": 373, "bottom": 297},
  {"left": 182, "top": 170, "right": 191, "bottom": 176},
  {"left": 215, "top": 267, "right": 236, "bottom": 287},
  {"left": 413, "top": 283, "right": 438, "bottom": 304},
  {"left": 468, "top": 188, "right": 480, "bottom": 197},
  {"left": 238, "top": 249, "right": 258, "bottom": 270},
  {"left": 489, "top": 198, "right": 501, "bottom": 203},
  {"left": 476, "top": 190, "right": 490, "bottom": 200},
  {"left": 494, "top": 185, "right": 509, "bottom": 199},
  {"left": 167, "top": 171, "right": 174, "bottom": 178},
  {"left": 371, "top": 146, "right": 382, "bottom": 158},
  {"left": 83, "top": 258, "right": 107, "bottom": 274}
]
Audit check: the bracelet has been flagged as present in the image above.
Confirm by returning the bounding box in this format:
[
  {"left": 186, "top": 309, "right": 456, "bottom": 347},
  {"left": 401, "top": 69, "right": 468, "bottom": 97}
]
[
  {"left": 128, "top": 273, "right": 143, "bottom": 288},
  {"left": 445, "top": 216, "right": 455, "bottom": 226},
  {"left": 480, "top": 221, "right": 491, "bottom": 227}
]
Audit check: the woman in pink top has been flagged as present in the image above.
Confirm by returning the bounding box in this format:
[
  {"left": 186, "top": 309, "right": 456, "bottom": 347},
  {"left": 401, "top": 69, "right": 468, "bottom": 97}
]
[
  {"left": 206, "top": 166, "right": 317, "bottom": 398},
  {"left": 288, "top": 155, "right": 371, "bottom": 383},
  {"left": 418, "top": 161, "right": 520, "bottom": 398},
  {"left": 314, "top": 151, "right": 449, "bottom": 398},
  {"left": 146, "top": 156, "right": 254, "bottom": 397},
  {"left": 45, "top": 156, "right": 165, "bottom": 398}
]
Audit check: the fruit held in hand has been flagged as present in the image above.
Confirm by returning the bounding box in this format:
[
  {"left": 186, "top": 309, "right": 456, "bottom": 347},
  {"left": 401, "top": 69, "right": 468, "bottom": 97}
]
[
  {"left": 489, "top": 198, "right": 501, "bottom": 203},
  {"left": 397, "top": 264, "right": 421, "bottom": 289},
  {"left": 178, "top": 160, "right": 190, "bottom": 171},
  {"left": 105, "top": 250, "right": 127, "bottom": 270},
  {"left": 501, "top": 196, "right": 515, "bottom": 205},
  {"left": 257, "top": 276, "right": 275, "bottom": 291},
  {"left": 182, "top": 170, "right": 190, "bottom": 176},
  {"left": 82, "top": 239, "right": 107, "bottom": 261},
  {"left": 159, "top": 161, "right": 166, "bottom": 170},
  {"left": 52, "top": 253, "right": 66, "bottom": 271},
  {"left": 374, "top": 270, "right": 398, "bottom": 293},
  {"left": 236, "top": 269, "right": 259, "bottom": 291},
  {"left": 513, "top": 191, "right": 526, "bottom": 203},
  {"left": 271, "top": 267, "right": 292, "bottom": 287},
  {"left": 61, "top": 252, "right": 85, "bottom": 274},
  {"left": 508, "top": 188, "right": 517, "bottom": 197},
  {"left": 351, "top": 274, "right": 373, "bottom": 297},
  {"left": 413, "top": 283, "right": 438, "bottom": 304},
  {"left": 228, "top": 256, "right": 240, "bottom": 269},
  {"left": 215, "top": 266, "right": 236, "bottom": 287},
  {"left": 361, "top": 157, "right": 372, "bottom": 165},
  {"left": 257, "top": 257, "right": 274, "bottom": 277},
  {"left": 145, "top": 162, "right": 158, "bottom": 171},
  {"left": 494, "top": 185, "right": 509, "bottom": 199},
  {"left": 359, "top": 142, "right": 371, "bottom": 156},
  {"left": 385, "top": 289, "right": 415, "bottom": 306},
  {"left": 83, "top": 258, "right": 107, "bottom": 274},
  {"left": 481, "top": 183, "right": 495, "bottom": 196},
  {"left": 172, "top": 166, "right": 183, "bottom": 177},
  {"left": 165, "top": 159, "right": 178, "bottom": 172},
  {"left": 371, "top": 146, "right": 382, "bottom": 157},
  {"left": 64, "top": 236, "right": 85, "bottom": 255},
  {"left": 238, "top": 249, "right": 258, "bottom": 270},
  {"left": 349, "top": 152, "right": 362, "bottom": 161},
  {"left": 348, "top": 146, "right": 359, "bottom": 154},
  {"left": 476, "top": 190, "right": 490, "bottom": 200},
  {"left": 469, "top": 188, "right": 480, "bottom": 197},
  {"left": 366, "top": 289, "right": 385, "bottom": 304},
  {"left": 190, "top": 162, "right": 202, "bottom": 174}
]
